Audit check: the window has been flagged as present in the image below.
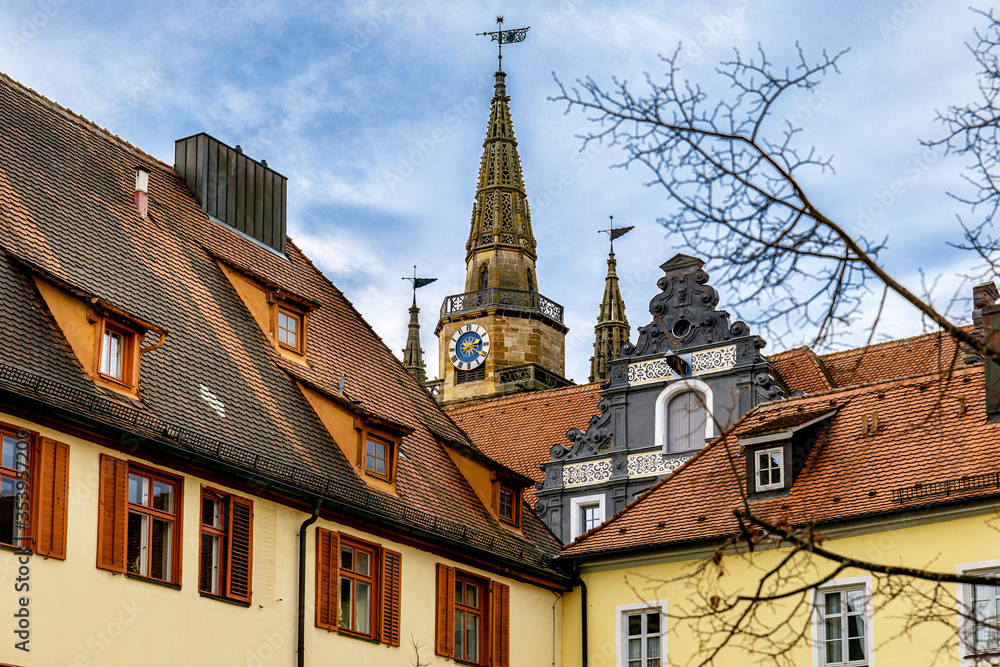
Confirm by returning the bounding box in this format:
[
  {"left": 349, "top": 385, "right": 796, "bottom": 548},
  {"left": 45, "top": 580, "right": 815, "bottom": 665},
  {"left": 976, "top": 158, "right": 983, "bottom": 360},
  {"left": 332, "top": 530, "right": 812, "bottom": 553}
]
[
  {"left": 492, "top": 480, "right": 521, "bottom": 528},
  {"left": 654, "top": 379, "right": 714, "bottom": 453},
  {"left": 365, "top": 436, "right": 390, "bottom": 480},
  {"left": 811, "top": 578, "right": 871, "bottom": 667},
  {"left": 0, "top": 427, "right": 69, "bottom": 558},
  {"left": 435, "top": 564, "right": 510, "bottom": 667},
  {"left": 0, "top": 430, "right": 30, "bottom": 549},
  {"left": 615, "top": 600, "right": 667, "bottom": 667},
  {"left": 98, "top": 454, "right": 182, "bottom": 585},
  {"left": 457, "top": 365, "right": 486, "bottom": 384},
  {"left": 754, "top": 446, "right": 784, "bottom": 492},
  {"left": 570, "top": 493, "right": 606, "bottom": 541},
  {"left": 479, "top": 265, "right": 489, "bottom": 291},
  {"left": 316, "top": 528, "right": 402, "bottom": 646},
  {"left": 98, "top": 319, "right": 136, "bottom": 385},
  {"left": 199, "top": 488, "right": 253, "bottom": 604},
  {"left": 956, "top": 559, "right": 1000, "bottom": 665},
  {"left": 277, "top": 308, "right": 301, "bottom": 351},
  {"left": 625, "top": 609, "right": 662, "bottom": 667}
]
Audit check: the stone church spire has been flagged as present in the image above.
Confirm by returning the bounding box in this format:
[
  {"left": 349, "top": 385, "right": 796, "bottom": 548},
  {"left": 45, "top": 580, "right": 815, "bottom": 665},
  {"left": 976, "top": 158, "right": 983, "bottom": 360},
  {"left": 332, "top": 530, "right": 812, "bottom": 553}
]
[
  {"left": 463, "top": 68, "right": 538, "bottom": 293},
  {"left": 589, "top": 251, "right": 630, "bottom": 383},
  {"left": 402, "top": 297, "right": 427, "bottom": 383}
]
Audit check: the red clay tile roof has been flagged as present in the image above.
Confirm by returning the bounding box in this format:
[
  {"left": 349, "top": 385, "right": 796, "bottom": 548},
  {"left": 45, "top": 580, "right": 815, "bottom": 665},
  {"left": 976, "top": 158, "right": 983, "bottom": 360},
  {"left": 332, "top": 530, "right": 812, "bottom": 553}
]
[
  {"left": 446, "top": 383, "right": 604, "bottom": 505},
  {"left": 562, "top": 363, "right": 999, "bottom": 557},
  {"left": 769, "top": 328, "right": 971, "bottom": 395},
  {"left": 0, "top": 72, "right": 560, "bottom": 562}
]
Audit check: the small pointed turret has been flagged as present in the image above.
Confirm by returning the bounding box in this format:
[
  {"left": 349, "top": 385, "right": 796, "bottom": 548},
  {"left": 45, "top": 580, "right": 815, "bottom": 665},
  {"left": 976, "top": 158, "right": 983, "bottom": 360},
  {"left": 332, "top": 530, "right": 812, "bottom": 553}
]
[
  {"left": 589, "top": 251, "right": 630, "bottom": 383},
  {"left": 402, "top": 297, "right": 427, "bottom": 383}
]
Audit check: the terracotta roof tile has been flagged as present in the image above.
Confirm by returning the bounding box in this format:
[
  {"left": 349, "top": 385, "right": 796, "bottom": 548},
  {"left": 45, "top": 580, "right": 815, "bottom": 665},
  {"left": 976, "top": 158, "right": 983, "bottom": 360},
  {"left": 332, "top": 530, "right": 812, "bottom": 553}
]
[{"left": 446, "top": 383, "right": 604, "bottom": 505}]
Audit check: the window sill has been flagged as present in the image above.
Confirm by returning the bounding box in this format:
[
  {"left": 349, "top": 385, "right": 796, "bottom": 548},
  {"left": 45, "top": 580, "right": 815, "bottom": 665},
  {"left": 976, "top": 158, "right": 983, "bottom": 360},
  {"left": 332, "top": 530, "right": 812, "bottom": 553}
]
[
  {"left": 125, "top": 572, "right": 181, "bottom": 590},
  {"left": 0, "top": 542, "right": 32, "bottom": 555},
  {"left": 335, "top": 628, "right": 379, "bottom": 644},
  {"left": 199, "top": 591, "right": 250, "bottom": 607}
]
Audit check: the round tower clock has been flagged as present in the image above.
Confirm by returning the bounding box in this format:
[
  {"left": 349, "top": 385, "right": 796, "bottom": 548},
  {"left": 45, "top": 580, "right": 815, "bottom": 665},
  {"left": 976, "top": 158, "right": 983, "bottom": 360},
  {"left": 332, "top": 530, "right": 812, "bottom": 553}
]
[{"left": 449, "top": 324, "right": 491, "bottom": 370}]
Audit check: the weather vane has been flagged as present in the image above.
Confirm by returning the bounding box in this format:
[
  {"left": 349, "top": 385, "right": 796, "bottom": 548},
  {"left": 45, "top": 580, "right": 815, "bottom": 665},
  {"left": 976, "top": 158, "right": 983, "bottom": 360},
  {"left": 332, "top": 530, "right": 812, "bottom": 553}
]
[
  {"left": 477, "top": 16, "right": 530, "bottom": 71},
  {"left": 402, "top": 265, "right": 437, "bottom": 305},
  {"left": 598, "top": 216, "right": 634, "bottom": 253}
]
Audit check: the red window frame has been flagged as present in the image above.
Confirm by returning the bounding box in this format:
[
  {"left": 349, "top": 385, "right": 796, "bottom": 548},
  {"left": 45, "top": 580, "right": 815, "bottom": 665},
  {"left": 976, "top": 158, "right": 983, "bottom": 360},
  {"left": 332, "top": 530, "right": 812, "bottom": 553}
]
[
  {"left": 97, "top": 318, "right": 136, "bottom": 386},
  {"left": 0, "top": 427, "right": 32, "bottom": 550},
  {"left": 364, "top": 436, "right": 392, "bottom": 481},
  {"left": 198, "top": 487, "right": 253, "bottom": 604},
  {"left": 338, "top": 536, "right": 379, "bottom": 638},
  {"left": 498, "top": 487, "right": 515, "bottom": 523},
  {"left": 454, "top": 573, "right": 488, "bottom": 665},
  {"left": 276, "top": 307, "right": 302, "bottom": 352}
]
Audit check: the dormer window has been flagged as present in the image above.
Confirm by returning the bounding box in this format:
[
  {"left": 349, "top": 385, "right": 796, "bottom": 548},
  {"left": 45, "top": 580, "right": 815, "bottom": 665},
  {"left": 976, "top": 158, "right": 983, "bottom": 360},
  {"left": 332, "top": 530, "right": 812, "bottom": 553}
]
[
  {"left": 498, "top": 485, "right": 516, "bottom": 523},
  {"left": 277, "top": 308, "right": 301, "bottom": 351},
  {"left": 754, "top": 446, "right": 784, "bottom": 492},
  {"left": 493, "top": 480, "right": 521, "bottom": 528},
  {"left": 97, "top": 318, "right": 141, "bottom": 388},
  {"left": 364, "top": 435, "right": 391, "bottom": 480}
]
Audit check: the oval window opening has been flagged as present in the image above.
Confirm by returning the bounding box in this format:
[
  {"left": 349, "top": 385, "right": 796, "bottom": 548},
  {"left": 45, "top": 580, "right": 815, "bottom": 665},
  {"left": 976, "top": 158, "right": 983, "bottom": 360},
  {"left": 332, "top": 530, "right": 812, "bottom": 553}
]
[{"left": 672, "top": 319, "right": 691, "bottom": 338}]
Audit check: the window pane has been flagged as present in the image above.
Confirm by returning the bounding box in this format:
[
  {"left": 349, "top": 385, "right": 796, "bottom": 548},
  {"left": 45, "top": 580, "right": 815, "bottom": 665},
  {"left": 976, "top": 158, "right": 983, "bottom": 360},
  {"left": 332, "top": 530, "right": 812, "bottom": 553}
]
[
  {"left": 0, "top": 477, "right": 16, "bottom": 545},
  {"left": 647, "top": 635, "right": 660, "bottom": 658},
  {"left": 628, "top": 637, "right": 641, "bottom": 659},
  {"left": 847, "top": 614, "right": 865, "bottom": 639},
  {"left": 340, "top": 545, "right": 353, "bottom": 571},
  {"left": 825, "top": 617, "right": 842, "bottom": 640},
  {"left": 339, "top": 576, "right": 352, "bottom": 629},
  {"left": 202, "top": 497, "right": 221, "bottom": 528},
  {"left": 127, "top": 511, "right": 148, "bottom": 575},
  {"left": 465, "top": 613, "right": 478, "bottom": 661},
  {"left": 848, "top": 637, "right": 865, "bottom": 660},
  {"left": 769, "top": 451, "right": 781, "bottom": 467},
  {"left": 152, "top": 481, "right": 173, "bottom": 513},
  {"left": 668, "top": 391, "right": 705, "bottom": 452},
  {"left": 375, "top": 457, "right": 385, "bottom": 475},
  {"left": 455, "top": 611, "right": 464, "bottom": 658},
  {"left": 825, "top": 639, "right": 842, "bottom": 663},
  {"left": 628, "top": 613, "right": 642, "bottom": 636},
  {"left": 128, "top": 474, "right": 148, "bottom": 505},
  {"left": 149, "top": 517, "right": 172, "bottom": 580},
  {"left": 103, "top": 329, "right": 124, "bottom": 379},
  {"left": 824, "top": 592, "right": 841, "bottom": 615},
  {"left": 455, "top": 580, "right": 463, "bottom": 604},
  {"left": 200, "top": 533, "right": 220, "bottom": 594},
  {"left": 1, "top": 436, "right": 18, "bottom": 469},
  {"left": 466, "top": 583, "right": 478, "bottom": 608},
  {"left": 846, "top": 589, "right": 865, "bottom": 613},
  {"left": 356, "top": 581, "right": 370, "bottom": 634},
  {"left": 646, "top": 611, "right": 660, "bottom": 635},
  {"left": 356, "top": 549, "right": 370, "bottom": 577}
]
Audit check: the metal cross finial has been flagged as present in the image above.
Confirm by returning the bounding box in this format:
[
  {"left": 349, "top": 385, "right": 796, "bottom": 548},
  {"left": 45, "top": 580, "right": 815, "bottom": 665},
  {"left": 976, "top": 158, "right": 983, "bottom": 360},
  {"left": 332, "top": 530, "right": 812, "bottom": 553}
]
[
  {"left": 598, "top": 215, "right": 634, "bottom": 253},
  {"left": 402, "top": 265, "right": 437, "bottom": 305},
  {"left": 477, "top": 17, "right": 530, "bottom": 71}
]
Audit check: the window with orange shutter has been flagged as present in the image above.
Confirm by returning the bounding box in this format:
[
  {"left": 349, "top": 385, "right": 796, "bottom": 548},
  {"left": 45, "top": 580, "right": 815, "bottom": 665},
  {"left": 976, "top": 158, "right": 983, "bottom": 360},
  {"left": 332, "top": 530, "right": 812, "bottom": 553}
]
[
  {"left": 315, "top": 527, "right": 402, "bottom": 646},
  {"left": 0, "top": 426, "right": 69, "bottom": 558},
  {"left": 435, "top": 565, "right": 510, "bottom": 667},
  {"left": 199, "top": 487, "right": 253, "bottom": 604}
]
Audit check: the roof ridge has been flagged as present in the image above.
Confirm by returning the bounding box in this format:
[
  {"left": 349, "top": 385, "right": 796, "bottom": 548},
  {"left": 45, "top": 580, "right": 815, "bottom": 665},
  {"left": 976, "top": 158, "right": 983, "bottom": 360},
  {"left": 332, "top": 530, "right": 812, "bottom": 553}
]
[
  {"left": 444, "top": 381, "right": 602, "bottom": 412},
  {"left": 817, "top": 326, "right": 966, "bottom": 361},
  {"left": 0, "top": 71, "right": 173, "bottom": 173}
]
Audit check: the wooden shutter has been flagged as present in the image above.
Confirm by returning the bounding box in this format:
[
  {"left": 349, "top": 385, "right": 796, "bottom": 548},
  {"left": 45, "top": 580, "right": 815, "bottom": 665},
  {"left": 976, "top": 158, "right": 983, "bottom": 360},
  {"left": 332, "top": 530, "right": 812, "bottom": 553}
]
[
  {"left": 226, "top": 495, "right": 253, "bottom": 603},
  {"left": 380, "top": 549, "right": 402, "bottom": 646},
  {"left": 96, "top": 454, "right": 127, "bottom": 572},
  {"left": 491, "top": 581, "right": 510, "bottom": 667},
  {"left": 435, "top": 564, "right": 455, "bottom": 657},
  {"left": 315, "top": 527, "right": 339, "bottom": 630},
  {"left": 35, "top": 438, "right": 69, "bottom": 559}
]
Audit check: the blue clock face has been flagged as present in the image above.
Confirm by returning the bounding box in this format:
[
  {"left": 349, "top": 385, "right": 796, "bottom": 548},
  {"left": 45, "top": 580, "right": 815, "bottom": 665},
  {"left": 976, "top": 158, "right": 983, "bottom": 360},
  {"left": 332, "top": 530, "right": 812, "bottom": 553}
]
[{"left": 449, "top": 324, "right": 491, "bottom": 370}]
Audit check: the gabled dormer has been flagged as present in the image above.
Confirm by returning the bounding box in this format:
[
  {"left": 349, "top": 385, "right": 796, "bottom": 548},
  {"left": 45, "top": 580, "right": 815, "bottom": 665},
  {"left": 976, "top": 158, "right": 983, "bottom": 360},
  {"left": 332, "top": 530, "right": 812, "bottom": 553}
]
[
  {"left": 737, "top": 408, "right": 836, "bottom": 497},
  {"left": 23, "top": 262, "right": 165, "bottom": 399},
  {"left": 214, "top": 256, "right": 318, "bottom": 365}
]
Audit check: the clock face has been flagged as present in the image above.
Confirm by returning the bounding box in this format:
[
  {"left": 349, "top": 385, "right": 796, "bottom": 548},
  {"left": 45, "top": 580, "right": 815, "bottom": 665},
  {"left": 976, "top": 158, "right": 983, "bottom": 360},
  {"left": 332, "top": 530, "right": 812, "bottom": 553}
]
[{"left": 449, "top": 324, "right": 491, "bottom": 370}]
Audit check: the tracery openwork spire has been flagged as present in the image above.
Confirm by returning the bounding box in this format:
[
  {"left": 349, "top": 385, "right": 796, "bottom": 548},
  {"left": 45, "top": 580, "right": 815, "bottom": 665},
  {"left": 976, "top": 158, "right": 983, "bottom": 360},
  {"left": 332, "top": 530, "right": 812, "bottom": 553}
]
[{"left": 590, "top": 218, "right": 631, "bottom": 383}]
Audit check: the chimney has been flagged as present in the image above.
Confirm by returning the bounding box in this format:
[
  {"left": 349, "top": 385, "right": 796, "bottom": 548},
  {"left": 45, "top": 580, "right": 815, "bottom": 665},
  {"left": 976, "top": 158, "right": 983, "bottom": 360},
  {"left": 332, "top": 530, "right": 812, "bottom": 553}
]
[
  {"left": 173, "top": 133, "right": 287, "bottom": 253},
  {"left": 975, "top": 282, "right": 1000, "bottom": 422},
  {"left": 134, "top": 168, "right": 149, "bottom": 218}
]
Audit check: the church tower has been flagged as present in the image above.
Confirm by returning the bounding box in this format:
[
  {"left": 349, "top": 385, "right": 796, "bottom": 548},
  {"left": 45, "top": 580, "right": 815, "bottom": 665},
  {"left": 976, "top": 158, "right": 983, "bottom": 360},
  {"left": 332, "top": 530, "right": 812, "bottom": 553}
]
[
  {"left": 402, "top": 298, "right": 427, "bottom": 384},
  {"left": 589, "top": 250, "right": 629, "bottom": 383},
  {"left": 435, "top": 65, "right": 569, "bottom": 405}
]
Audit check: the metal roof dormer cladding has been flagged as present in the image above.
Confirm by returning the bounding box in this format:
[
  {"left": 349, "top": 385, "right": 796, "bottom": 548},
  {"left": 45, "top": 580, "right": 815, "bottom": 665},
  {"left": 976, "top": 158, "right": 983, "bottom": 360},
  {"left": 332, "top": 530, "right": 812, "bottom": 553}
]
[{"left": 174, "top": 134, "right": 287, "bottom": 254}]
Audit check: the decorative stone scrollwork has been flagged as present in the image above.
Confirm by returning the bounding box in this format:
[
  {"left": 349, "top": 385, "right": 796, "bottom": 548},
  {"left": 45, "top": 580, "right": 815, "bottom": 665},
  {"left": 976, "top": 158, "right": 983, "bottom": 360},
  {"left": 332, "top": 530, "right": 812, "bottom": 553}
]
[
  {"left": 623, "top": 254, "right": 758, "bottom": 357},
  {"left": 626, "top": 452, "right": 694, "bottom": 478},
  {"left": 533, "top": 500, "right": 547, "bottom": 516},
  {"left": 627, "top": 358, "right": 674, "bottom": 385},
  {"left": 753, "top": 371, "right": 785, "bottom": 402},
  {"left": 690, "top": 345, "right": 737, "bottom": 375},
  {"left": 562, "top": 459, "right": 613, "bottom": 487},
  {"left": 563, "top": 399, "right": 614, "bottom": 460}
]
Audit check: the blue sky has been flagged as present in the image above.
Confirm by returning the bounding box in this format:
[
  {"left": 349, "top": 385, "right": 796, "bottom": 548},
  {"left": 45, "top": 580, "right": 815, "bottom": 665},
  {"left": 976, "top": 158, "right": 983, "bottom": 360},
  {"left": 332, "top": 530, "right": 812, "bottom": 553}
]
[{"left": 0, "top": 1, "right": 988, "bottom": 382}]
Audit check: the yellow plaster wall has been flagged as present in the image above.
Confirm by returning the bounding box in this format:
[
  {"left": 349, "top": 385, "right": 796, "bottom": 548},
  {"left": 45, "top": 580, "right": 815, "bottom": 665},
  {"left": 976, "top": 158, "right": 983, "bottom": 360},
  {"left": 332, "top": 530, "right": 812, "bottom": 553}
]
[
  {"left": 33, "top": 276, "right": 97, "bottom": 376},
  {"left": 444, "top": 446, "right": 497, "bottom": 523},
  {"left": 0, "top": 410, "right": 559, "bottom": 667},
  {"left": 563, "top": 510, "right": 1000, "bottom": 667}
]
